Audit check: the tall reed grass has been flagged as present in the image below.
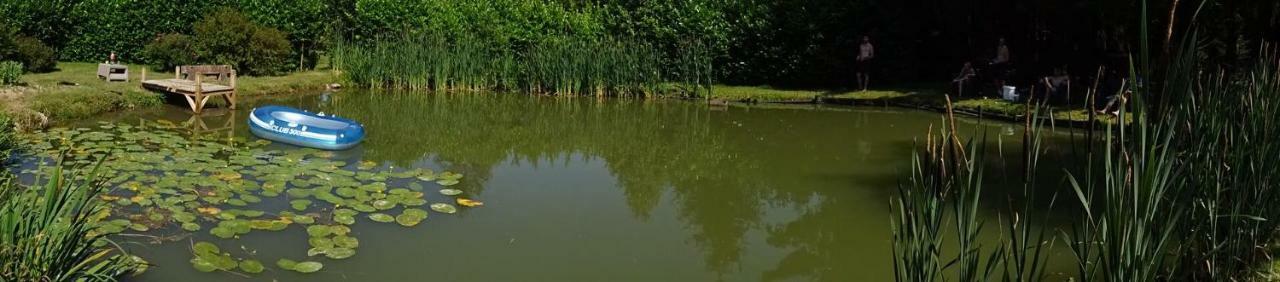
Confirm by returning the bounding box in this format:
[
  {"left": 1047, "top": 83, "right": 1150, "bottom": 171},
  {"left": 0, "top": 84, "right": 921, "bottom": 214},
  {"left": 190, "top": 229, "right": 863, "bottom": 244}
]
[
  {"left": 0, "top": 162, "right": 140, "bottom": 281},
  {"left": 891, "top": 99, "right": 1054, "bottom": 282},
  {"left": 332, "top": 35, "right": 713, "bottom": 97},
  {"left": 894, "top": 1, "right": 1280, "bottom": 279}
]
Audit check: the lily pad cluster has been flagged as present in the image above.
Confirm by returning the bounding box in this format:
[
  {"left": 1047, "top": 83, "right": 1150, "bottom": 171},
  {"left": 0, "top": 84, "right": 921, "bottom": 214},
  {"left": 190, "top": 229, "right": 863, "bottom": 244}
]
[{"left": 18, "top": 121, "right": 482, "bottom": 276}]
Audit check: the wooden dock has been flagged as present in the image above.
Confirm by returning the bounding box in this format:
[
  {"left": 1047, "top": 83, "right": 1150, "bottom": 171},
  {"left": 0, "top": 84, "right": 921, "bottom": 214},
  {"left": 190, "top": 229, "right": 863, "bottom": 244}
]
[{"left": 141, "top": 65, "right": 237, "bottom": 113}]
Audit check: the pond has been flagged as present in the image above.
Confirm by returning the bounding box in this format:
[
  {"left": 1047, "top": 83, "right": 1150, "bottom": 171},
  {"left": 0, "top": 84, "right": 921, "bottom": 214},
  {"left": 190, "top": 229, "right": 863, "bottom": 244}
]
[{"left": 12, "top": 91, "right": 1080, "bottom": 281}]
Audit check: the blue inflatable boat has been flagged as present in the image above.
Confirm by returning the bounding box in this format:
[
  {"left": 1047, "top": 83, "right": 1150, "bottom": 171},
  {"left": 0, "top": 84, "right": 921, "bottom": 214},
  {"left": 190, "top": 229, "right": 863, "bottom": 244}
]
[{"left": 248, "top": 106, "right": 365, "bottom": 150}]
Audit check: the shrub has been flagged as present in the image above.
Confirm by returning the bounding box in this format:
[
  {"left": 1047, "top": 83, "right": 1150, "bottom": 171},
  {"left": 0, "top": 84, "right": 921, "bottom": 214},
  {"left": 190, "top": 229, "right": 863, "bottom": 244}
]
[
  {"left": 142, "top": 33, "right": 197, "bottom": 71},
  {"left": 193, "top": 8, "right": 292, "bottom": 75},
  {"left": 0, "top": 61, "right": 21, "bottom": 85},
  {"left": 13, "top": 36, "right": 54, "bottom": 72}
]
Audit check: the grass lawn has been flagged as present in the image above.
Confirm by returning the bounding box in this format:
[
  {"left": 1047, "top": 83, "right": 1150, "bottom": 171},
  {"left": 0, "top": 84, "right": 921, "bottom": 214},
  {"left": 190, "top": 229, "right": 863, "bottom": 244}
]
[{"left": 1, "top": 62, "right": 335, "bottom": 130}]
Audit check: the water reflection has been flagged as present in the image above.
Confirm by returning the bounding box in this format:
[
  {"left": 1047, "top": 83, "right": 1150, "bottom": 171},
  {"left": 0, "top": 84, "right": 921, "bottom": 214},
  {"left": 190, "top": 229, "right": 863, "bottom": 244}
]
[{"left": 72, "top": 91, "right": 1075, "bottom": 281}]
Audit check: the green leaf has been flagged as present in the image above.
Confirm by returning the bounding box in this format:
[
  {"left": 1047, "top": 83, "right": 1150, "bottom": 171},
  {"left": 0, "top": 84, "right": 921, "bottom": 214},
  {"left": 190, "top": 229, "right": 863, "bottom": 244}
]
[
  {"left": 190, "top": 257, "right": 218, "bottom": 272},
  {"left": 368, "top": 213, "right": 395, "bottom": 223},
  {"left": 439, "top": 189, "right": 463, "bottom": 196},
  {"left": 325, "top": 247, "right": 355, "bottom": 259},
  {"left": 306, "top": 225, "right": 332, "bottom": 237},
  {"left": 193, "top": 241, "right": 220, "bottom": 255},
  {"left": 429, "top": 203, "right": 458, "bottom": 214},
  {"left": 239, "top": 259, "right": 265, "bottom": 274},
  {"left": 276, "top": 258, "right": 298, "bottom": 270},
  {"left": 293, "top": 261, "right": 324, "bottom": 273}
]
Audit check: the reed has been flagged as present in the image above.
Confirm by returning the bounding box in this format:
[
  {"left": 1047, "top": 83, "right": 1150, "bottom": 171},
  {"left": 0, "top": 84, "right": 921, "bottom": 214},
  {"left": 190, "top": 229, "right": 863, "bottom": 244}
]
[
  {"left": 0, "top": 161, "right": 140, "bottom": 281},
  {"left": 331, "top": 34, "right": 711, "bottom": 97},
  {"left": 890, "top": 98, "right": 1005, "bottom": 282},
  {"left": 1164, "top": 43, "right": 1280, "bottom": 280}
]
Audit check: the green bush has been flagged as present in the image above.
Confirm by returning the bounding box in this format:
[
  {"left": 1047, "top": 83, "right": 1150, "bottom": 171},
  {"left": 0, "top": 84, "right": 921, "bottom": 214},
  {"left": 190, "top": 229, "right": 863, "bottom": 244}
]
[
  {"left": 193, "top": 8, "right": 293, "bottom": 75},
  {"left": 0, "top": 61, "right": 21, "bottom": 85},
  {"left": 13, "top": 36, "right": 54, "bottom": 72},
  {"left": 61, "top": 0, "right": 227, "bottom": 63},
  {"left": 142, "top": 33, "right": 197, "bottom": 71}
]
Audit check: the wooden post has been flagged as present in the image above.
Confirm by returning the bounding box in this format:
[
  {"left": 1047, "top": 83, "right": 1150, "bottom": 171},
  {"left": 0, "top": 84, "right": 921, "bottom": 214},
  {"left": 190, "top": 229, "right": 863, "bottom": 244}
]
[
  {"left": 227, "top": 70, "right": 237, "bottom": 109},
  {"left": 175, "top": 66, "right": 180, "bottom": 80},
  {"left": 140, "top": 68, "right": 146, "bottom": 82},
  {"left": 194, "top": 72, "right": 204, "bottom": 113}
]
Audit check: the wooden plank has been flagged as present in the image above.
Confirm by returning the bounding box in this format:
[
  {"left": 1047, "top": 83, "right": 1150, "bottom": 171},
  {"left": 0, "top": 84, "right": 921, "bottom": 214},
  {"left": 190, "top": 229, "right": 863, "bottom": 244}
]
[{"left": 140, "top": 65, "right": 238, "bottom": 113}]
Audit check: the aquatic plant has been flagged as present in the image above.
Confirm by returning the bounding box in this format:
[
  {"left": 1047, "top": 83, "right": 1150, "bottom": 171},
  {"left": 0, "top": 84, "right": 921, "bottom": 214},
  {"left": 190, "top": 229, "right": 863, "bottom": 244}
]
[
  {"left": 0, "top": 163, "right": 141, "bottom": 281},
  {"left": 18, "top": 121, "right": 475, "bottom": 277},
  {"left": 891, "top": 100, "right": 1002, "bottom": 282}
]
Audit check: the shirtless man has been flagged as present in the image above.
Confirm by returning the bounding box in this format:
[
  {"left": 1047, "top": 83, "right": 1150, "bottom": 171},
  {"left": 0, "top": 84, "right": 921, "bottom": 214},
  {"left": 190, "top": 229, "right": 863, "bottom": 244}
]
[{"left": 855, "top": 36, "right": 875, "bottom": 91}]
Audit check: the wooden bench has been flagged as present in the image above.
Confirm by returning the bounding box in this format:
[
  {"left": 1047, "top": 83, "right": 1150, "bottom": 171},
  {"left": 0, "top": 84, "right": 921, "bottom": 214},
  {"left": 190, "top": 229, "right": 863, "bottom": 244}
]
[{"left": 141, "top": 65, "right": 237, "bottom": 113}]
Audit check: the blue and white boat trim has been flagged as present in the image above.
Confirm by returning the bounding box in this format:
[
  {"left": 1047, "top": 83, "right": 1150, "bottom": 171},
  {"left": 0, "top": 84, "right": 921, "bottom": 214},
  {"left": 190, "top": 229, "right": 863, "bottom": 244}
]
[{"left": 248, "top": 106, "right": 365, "bottom": 150}]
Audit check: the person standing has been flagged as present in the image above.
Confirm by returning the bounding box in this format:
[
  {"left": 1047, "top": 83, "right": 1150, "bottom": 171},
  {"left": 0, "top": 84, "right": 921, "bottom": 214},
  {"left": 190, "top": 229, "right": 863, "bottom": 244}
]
[
  {"left": 992, "top": 38, "right": 1011, "bottom": 91},
  {"left": 855, "top": 36, "right": 875, "bottom": 91}
]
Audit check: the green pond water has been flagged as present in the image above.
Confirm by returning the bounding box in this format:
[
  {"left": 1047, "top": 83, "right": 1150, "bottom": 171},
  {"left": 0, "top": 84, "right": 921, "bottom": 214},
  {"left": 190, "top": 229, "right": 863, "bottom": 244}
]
[{"left": 13, "top": 91, "right": 1084, "bottom": 281}]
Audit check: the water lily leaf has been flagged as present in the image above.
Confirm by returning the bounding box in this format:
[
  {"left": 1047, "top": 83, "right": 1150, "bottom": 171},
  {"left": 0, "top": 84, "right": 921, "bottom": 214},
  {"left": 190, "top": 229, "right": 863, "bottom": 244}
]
[
  {"left": 334, "top": 214, "right": 355, "bottom": 225},
  {"left": 368, "top": 213, "right": 395, "bottom": 223},
  {"left": 307, "top": 247, "right": 329, "bottom": 257},
  {"left": 429, "top": 203, "right": 458, "bottom": 214},
  {"left": 290, "top": 199, "right": 312, "bottom": 211},
  {"left": 293, "top": 261, "right": 324, "bottom": 273},
  {"left": 181, "top": 222, "right": 202, "bottom": 231},
  {"left": 333, "top": 235, "right": 359, "bottom": 248},
  {"left": 439, "top": 189, "right": 463, "bottom": 196},
  {"left": 436, "top": 179, "right": 460, "bottom": 186},
  {"left": 239, "top": 259, "right": 265, "bottom": 274},
  {"left": 372, "top": 199, "right": 395, "bottom": 210},
  {"left": 325, "top": 247, "right": 355, "bottom": 259},
  {"left": 399, "top": 198, "right": 427, "bottom": 206},
  {"left": 333, "top": 209, "right": 358, "bottom": 217},
  {"left": 190, "top": 257, "right": 218, "bottom": 272},
  {"left": 193, "top": 241, "right": 220, "bottom": 255},
  {"left": 309, "top": 237, "right": 334, "bottom": 248},
  {"left": 457, "top": 198, "right": 484, "bottom": 207},
  {"left": 330, "top": 225, "right": 351, "bottom": 236},
  {"left": 210, "top": 226, "right": 235, "bottom": 239},
  {"left": 292, "top": 214, "right": 316, "bottom": 224},
  {"left": 306, "top": 225, "right": 332, "bottom": 237},
  {"left": 276, "top": 258, "right": 298, "bottom": 270},
  {"left": 395, "top": 213, "right": 424, "bottom": 227}
]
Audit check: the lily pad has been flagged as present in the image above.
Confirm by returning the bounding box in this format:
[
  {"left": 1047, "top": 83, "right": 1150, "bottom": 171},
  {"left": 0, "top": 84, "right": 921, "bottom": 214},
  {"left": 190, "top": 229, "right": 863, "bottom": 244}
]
[
  {"left": 429, "top": 203, "right": 458, "bottom": 214},
  {"left": 333, "top": 235, "right": 359, "bottom": 248},
  {"left": 290, "top": 199, "right": 312, "bottom": 211},
  {"left": 239, "top": 259, "right": 265, "bottom": 274},
  {"left": 190, "top": 257, "right": 218, "bottom": 272},
  {"left": 334, "top": 214, "right": 356, "bottom": 225},
  {"left": 306, "top": 225, "right": 332, "bottom": 237},
  {"left": 293, "top": 261, "right": 324, "bottom": 273},
  {"left": 368, "top": 213, "right": 395, "bottom": 223},
  {"left": 193, "top": 241, "right": 220, "bottom": 255},
  {"left": 436, "top": 179, "right": 460, "bottom": 186},
  {"left": 325, "top": 247, "right": 356, "bottom": 259},
  {"left": 438, "top": 189, "right": 463, "bottom": 196},
  {"left": 277, "top": 258, "right": 298, "bottom": 270},
  {"left": 395, "top": 212, "right": 424, "bottom": 227}
]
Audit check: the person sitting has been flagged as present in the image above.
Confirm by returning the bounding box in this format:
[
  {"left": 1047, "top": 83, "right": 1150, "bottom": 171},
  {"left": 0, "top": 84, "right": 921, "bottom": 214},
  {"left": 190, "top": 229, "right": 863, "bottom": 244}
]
[
  {"left": 1098, "top": 80, "right": 1130, "bottom": 116},
  {"left": 1041, "top": 68, "right": 1070, "bottom": 103},
  {"left": 952, "top": 62, "right": 977, "bottom": 97}
]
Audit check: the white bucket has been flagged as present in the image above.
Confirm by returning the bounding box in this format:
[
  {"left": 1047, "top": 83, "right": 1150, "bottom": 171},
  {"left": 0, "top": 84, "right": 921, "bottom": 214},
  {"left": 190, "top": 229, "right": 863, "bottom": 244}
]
[{"left": 1001, "top": 86, "right": 1019, "bottom": 101}]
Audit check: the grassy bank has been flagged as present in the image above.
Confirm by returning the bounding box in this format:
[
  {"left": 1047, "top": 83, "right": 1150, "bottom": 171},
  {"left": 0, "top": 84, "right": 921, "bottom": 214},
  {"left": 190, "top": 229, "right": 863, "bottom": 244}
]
[
  {"left": 711, "top": 85, "right": 1123, "bottom": 125},
  {"left": 0, "top": 62, "right": 335, "bottom": 130}
]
